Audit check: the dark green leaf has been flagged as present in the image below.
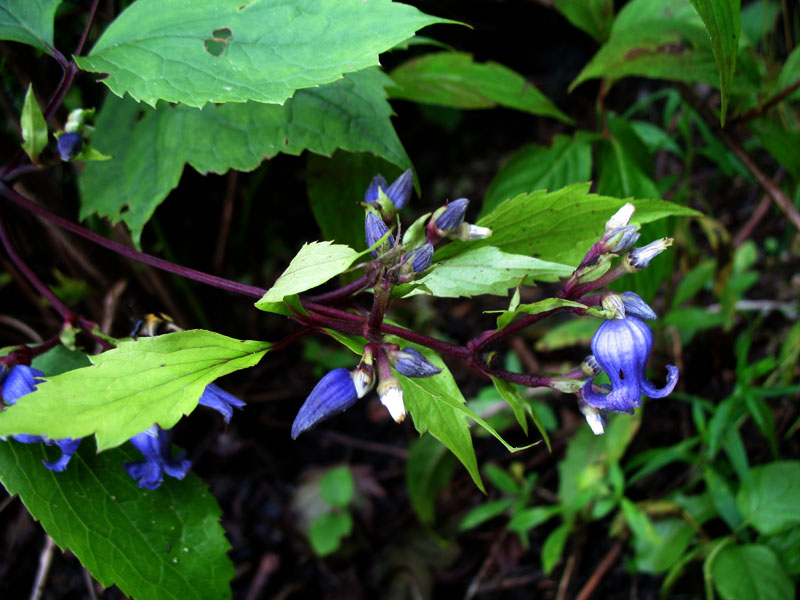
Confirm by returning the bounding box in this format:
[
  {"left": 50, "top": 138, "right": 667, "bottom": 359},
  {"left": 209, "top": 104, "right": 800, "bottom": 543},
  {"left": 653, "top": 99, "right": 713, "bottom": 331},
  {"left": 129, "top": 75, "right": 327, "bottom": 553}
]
[
  {"left": 482, "top": 133, "right": 595, "bottom": 217},
  {"left": 542, "top": 522, "right": 570, "bottom": 574},
  {"left": 388, "top": 52, "right": 572, "bottom": 123},
  {"left": 751, "top": 118, "right": 800, "bottom": 179},
  {"left": 0, "top": 440, "right": 234, "bottom": 600},
  {"left": 704, "top": 466, "right": 742, "bottom": 530},
  {"left": 459, "top": 498, "right": 515, "bottom": 531},
  {"left": 484, "top": 463, "right": 521, "bottom": 495},
  {"left": 0, "top": 0, "right": 60, "bottom": 54},
  {"left": 489, "top": 376, "right": 530, "bottom": 437},
  {"left": 309, "top": 512, "right": 353, "bottom": 557},
  {"left": 21, "top": 84, "right": 47, "bottom": 163},
  {"left": 632, "top": 517, "right": 695, "bottom": 574},
  {"left": 406, "top": 433, "right": 456, "bottom": 524},
  {"left": 711, "top": 544, "right": 794, "bottom": 600},
  {"left": 77, "top": 0, "right": 452, "bottom": 107},
  {"left": 553, "top": 0, "right": 614, "bottom": 42},
  {"left": 320, "top": 466, "right": 354, "bottom": 509},
  {"left": 736, "top": 461, "right": 800, "bottom": 536}
]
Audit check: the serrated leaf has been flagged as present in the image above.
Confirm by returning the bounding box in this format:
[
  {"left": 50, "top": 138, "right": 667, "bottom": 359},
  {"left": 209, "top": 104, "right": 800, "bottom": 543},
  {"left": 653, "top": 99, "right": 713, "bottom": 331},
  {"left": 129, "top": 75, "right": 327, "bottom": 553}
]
[
  {"left": 482, "top": 133, "right": 595, "bottom": 218},
  {"left": 553, "top": 0, "right": 614, "bottom": 42},
  {"left": 0, "top": 440, "right": 234, "bottom": 600},
  {"left": 388, "top": 51, "right": 572, "bottom": 123},
  {"left": 438, "top": 183, "right": 700, "bottom": 268},
  {"left": 711, "top": 544, "right": 794, "bottom": 600},
  {"left": 80, "top": 68, "right": 410, "bottom": 247},
  {"left": 688, "top": 0, "right": 741, "bottom": 125},
  {"left": 256, "top": 241, "right": 360, "bottom": 306},
  {"left": 406, "top": 433, "right": 456, "bottom": 525},
  {"left": 76, "top": 0, "right": 453, "bottom": 108},
  {"left": 0, "top": 330, "right": 270, "bottom": 451},
  {"left": 407, "top": 246, "right": 573, "bottom": 299},
  {"left": 21, "top": 84, "right": 47, "bottom": 163},
  {"left": 0, "top": 0, "right": 60, "bottom": 54},
  {"left": 492, "top": 298, "right": 586, "bottom": 331},
  {"left": 570, "top": 0, "right": 748, "bottom": 93},
  {"left": 736, "top": 461, "right": 800, "bottom": 536}
]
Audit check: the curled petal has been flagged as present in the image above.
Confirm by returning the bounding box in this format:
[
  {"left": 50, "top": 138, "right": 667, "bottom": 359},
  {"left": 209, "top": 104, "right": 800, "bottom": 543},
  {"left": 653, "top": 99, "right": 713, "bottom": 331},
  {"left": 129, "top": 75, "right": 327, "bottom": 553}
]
[
  {"left": 2, "top": 365, "right": 44, "bottom": 404},
  {"left": 291, "top": 368, "right": 359, "bottom": 439},
  {"left": 640, "top": 364, "right": 679, "bottom": 398},
  {"left": 198, "top": 383, "right": 245, "bottom": 423},
  {"left": 125, "top": 426, "right": 191, "bottom": 490},
  {"left": 43, "top": 438, "right": 82, "bottom": 472}
]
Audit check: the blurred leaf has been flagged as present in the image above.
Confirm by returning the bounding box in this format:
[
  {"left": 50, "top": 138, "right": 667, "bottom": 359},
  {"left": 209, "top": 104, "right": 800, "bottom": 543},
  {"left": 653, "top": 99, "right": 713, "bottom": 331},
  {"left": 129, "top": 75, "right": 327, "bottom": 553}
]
[
  {"left": 406, "top": 433, "right": 456, "bottom": 524},
  {"left": 542, "top": 522, "right": 571, "bottom": 574},
  {"left": 736, "top": 461, "right": 800, "bottom": 536},
  {"left": 0, "top": 0, "right": 60, "bottom": 54},
  {"left": 711, "top": 544, "right": 794, "bottom": 600},
  {"left": 21, "top": 84, "right": 47, "bottom": 163},
  {"left": 742, "top": 390, "right": 778, "bottom": 458},
  {"left": 0, "top": 331, "right": 270, "bottom": 451},
  {"left": 388, "top": 52, "right": 572, "bottom": 123},
  {"left": 765, "top": 527, "right": 800, "bottom": 577},
  {"left": 0, "top": 440, "right": 234, "bottom": 600},
  {"left": 704, "top": 466, "right": 742, "bottom": 531},
  {"left": 482, "top": 133, "right": 595, "bottom": 217},
  {"left": 490, "top": 376, "right": 530, "bottom": 437},
  {"left": 32, "top": 345, "right": 92, "bottom": 376},
  {"left": 256, "top": 241, "right": 361, "bottom": 305},
  {"left": 632, "top": 517, "right": 696, "bottom": 573},
  {"left": 628, "top": 120, "right": 683, "bottom": 156},
  {"left": 535, "top": 316, "right": 600, "bottom": 351},
  {"left": 626, "top": 437, "right": 701, "bottom": 485},
  {"left": 80, "top": 69, "right": 410, "bottom": 247},
  {"left": 320, "top": 466, "right": 354, "bottom": 509},
  {"left": 663, "top": 307, "right": 726, "bottom": 344},
  {"left": 776, "top": 46, "right": 800, "bottom": 102},
  {"left": 621, "top": 498, "right": 662, "bottom": 545},
  {"left": 687, "top": 0, "right": 741, "bottom": 124},
  {"left": 493, "top": 298, "right": 587, "bottom": 332},
  {"left": 437, "top": 183, "right": 699, "bottom": 268},
  {"left": 459, "top": 498, "right": 515, "bottom": 531},
  {"left": 671, "top": 259, "right": 716, "bottom": 307},
  {"left": 751, "top": 119, "right": 800, "bottom": 179},
  {"left": 407, "top": 246, "right": 573, "bottom": 298},
  {"left": 553, "top": 0, "right": 614, "bottom": 42},
  {"left": 596, "top": 114, "right": 661, "bottom": 199},
  {"left": 77, "top": 0, "right": 451, "bottom": 107},
  {"left": 740, "top": 0, "right": 780, "bottom": 47},
  {"left": 309, "top": 512, "right": 353, "bottom": 557},
  {"left": 484, "top": 463, "right": 521, "bottom": 495},
  {"left": 507, "top": 506, "right": 561, "bottom": 535}
]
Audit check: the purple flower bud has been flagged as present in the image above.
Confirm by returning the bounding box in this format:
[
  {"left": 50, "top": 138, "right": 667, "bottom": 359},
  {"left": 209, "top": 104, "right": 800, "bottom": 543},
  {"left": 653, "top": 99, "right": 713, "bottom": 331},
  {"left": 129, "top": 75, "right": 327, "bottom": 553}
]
[
  {"left": 403, "top": 243, "right": 434, "bottom": 273},
  {"left": 57, "top": 132, "right": 83, "bottom": 161},
  {"left": 392, "top": 347, "right": 441, "bottom": 378},
  {"left": 605, "top": 226, "right": 640, "bottom": 253},
  {"left": 198, "top": 383, "right": 245, "bottom": 423},
  {"left": 365, "top": 211, "right": 395, "bottom": 256},
  {"left": 125, "top": 425, "right": 192, "bottom": 490},
  {"left": 621, "top": 292, "right": 657, "bottom": 320},
  {"left": 1, "top": 365, "right": 81, "bottom": 472},
  {"left": 582, "top": 317, "right": 678, "bottom": 416},
  {"left": 435, "top": 198, "right": 469, "bottom": 233},
  {"left": 628, "top": 238, "right": 673, "bottom": 270},
  {"left": 365, "top": 174, "right": 388, "bottom": 205},
  {"left": 385, "top": 169, "right": 413, "bottom": 210},
  {"left": 291, "top": 368, "right": 359, "bottom": 439}
]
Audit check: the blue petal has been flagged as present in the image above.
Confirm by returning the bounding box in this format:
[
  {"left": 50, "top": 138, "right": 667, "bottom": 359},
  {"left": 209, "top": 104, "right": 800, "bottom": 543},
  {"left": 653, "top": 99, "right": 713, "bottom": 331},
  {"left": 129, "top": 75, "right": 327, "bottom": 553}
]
[
  {"left": 198, "top": 383, "right": 245, "bottom": 423},
  {"left": 386, "top": 169, "right": 413, "bottom": 209},
  {"left": 291, "top": 368, "right": 359, "bottom": 439},
  {"left": 126, "top": 426, "right": 191, "bottom": 489},
  {"left": 435, "top": 198, "right": 469, "bottom": 232},
  {"left": 365, "top": 212, "right": 395, "bottom": 256},
  {"left": 2, "top": 365, "right": 45, "bottom": 405},
  {"left": 641, "top": 364, "right": 679, "bottom": 398},
  {"left": 43, "top": 438, "right": 82, "bottom": 472},
  {"left": 365, "top": 174, "right": 388, "bottom": 205}
]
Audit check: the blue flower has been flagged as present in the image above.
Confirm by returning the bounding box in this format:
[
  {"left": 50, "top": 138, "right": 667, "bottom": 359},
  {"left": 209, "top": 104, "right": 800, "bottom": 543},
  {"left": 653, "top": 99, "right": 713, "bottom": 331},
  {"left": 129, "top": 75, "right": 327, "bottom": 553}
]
[
  {"left": 403, "top": 243, "right": 434, "bottom": 273},
  {"left": 292, "top": 368, "right": 359, "bottom": 439},
  {"left": 435, "top": 198, "right": 469, "bottom": 233},
  {"left": 57, "top": 132, "right": 83, "bottom": 161},
  {"left": 198, "top": 383, "right": 245, "bottom": 423},
  {"left": 365, "top": 211, "right": 395, "bottom": 256},
  {"left": 125, "top": 425, "right": 192, "bottom": 490},
  {"left": 582, "top": 317, "right": 678, "bottom": 414},
  {"left": 1, "top": 365, "right": 82, "bottom": 472},
  {"left": 365, "top": 175, "right": 388, "bottom": 204},
  {"left": 365, "top": 169, "right": 413, "bottom": 210}
]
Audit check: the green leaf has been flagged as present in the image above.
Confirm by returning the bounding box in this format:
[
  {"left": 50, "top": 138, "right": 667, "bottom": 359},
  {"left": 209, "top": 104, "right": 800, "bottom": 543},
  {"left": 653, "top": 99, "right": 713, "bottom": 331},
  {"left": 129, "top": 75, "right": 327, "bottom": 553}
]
[
  {"left": 0, "top": 0, "right": 60, "bottom": 54},
  {"left": 438, "top": 183, "right": 700, "bottom": 267},
  {"left": 406, "top": 433, "right": 456, "bottom": 525},
  {"left": 0, "top": 330, "right": 270, "bottom": 451},
  {"left": 256, "top": 241, "right": 360, "bottom": 306},
  {"left": 736, "top": 461, "right": 800, "bottom": 536},
  {"left": 80, "top": 68, "right": 410, "bottom": 246},
  {"left": 407, "top": 246, "right": 573, "bottom": 299},
  {"left": 320, "top": 466, "right": 354, "bottom": 509},
  {"left": 76, "top": 0, "right": 452, "bottom": 108},
  {"left": 632, "top": 517, "right": 695, "bottom": 574},
  {"left": 711, "top": 544, "right": 794, "bottom": 600},
  {"left": 0, "top": 440, "right": 234, "bottom": 600},
  {"left": 534, "top": 316, "right": 600, "bottom": 351},
  {"left": 687, "top": 0, "right": 741, "bottom": 125},
  {"left": 309, "top": 512, "right": 353, "bottom": 557},
  {"left": 553, "top": 0, "right": 614, "bottom": 42},
  {"left": 489, "top": 376, "right": 530, "bottom": 437},
  {"left": 482, "top": 133, "right": 595, "bottom": 217},
  {"left": 507, "top": 506, "right": 560, "bottom": 535},
  {"left": 492, "top": 298, "right": 587, "bottom": 331},
  {"left": 542, "top": 522, "right": 571, "bottom": 574},
  {"left": 31, "top": 344, "right": 92, "bottom": 375},
  {"left": 777, "top": 46, "right": 800, "bottom": 103},
  {"left": 570, "top": 0, "right": 744, "bottom": 92},
  {"left": 459, "top": 498, "right": 515, "bottom": 531},
  {"left": 621, "top": 497, "right": 662, "bottom": 545},
  {"left": 596, "top": 114, "right": 661, "bottom": 199},
  {"left": 21, "top": 84, "right": 47, "bottom": 163},
  {"left": 388, "top": 51, "right": 572, "bottom": 123},
  {"left": 751, "top": 118, "right": 800, "bottom": 179},
  {"left": 705, "top": 466, "right": 742, "bottom": 531}
]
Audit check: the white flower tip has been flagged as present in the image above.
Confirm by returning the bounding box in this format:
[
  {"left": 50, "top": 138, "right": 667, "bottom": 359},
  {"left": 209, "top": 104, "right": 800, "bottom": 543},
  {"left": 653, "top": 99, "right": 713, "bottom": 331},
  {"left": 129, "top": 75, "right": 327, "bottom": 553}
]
[
  {"left": 352, "top": 370, "right": 373, "bottom": 399},
  {"left": 584, "top": 411, "right": 606, "bottom": 435},
  {"left": 468, "top": 224, "right": 492, "bottom": 239},
  {"left": 380, "top": 386, "right": 406, "bottom": 423},
  {"left": 606, "top": 203, "right": 635, "bottom": 230}
]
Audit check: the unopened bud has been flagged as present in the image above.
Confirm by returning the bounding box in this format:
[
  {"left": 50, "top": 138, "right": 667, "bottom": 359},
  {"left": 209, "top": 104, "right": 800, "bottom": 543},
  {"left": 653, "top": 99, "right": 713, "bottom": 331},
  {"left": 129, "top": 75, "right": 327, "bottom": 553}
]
[
  {"left": 377, "top": 378, "right": 406, "bottom": 423},
  {"left": 385, "top": 169, "right": 413, "bottom": 210},
  {"left": 627, "top": 238, "right": 673, "bottom": 270},
  {"left": 352, "top": 347, "right": 375, "bottom": 398},
  {"left": 621, "top": 291, "right": 657, "bottom": 320},
  {"left": 435, "top": 198, "right": 469, "bottom": 233},
  {"left": 365, "top": 174, "right": 388, "bottom": 205},
  {"left": 605, "top": 203, "right": 635, "bottom": 231},
  {"left": 57, "top": 133, "right": 83, "bottom": 161},
  {"left": 452, "top": 222, "right": 493, "bottom": 241},
  {"left": 390, "top": 347, "right": 441, "bottom": 378},
  {"left": 601, "top": 293, "right": 626, "bottom": 319},
  {"left": 365, "top": 211, "right": 395, "bottom": 256},
  {"left": 402, "top": 243, "right": 434, "bottom": 274},
  {"left": 604, "top": 226, "right": 640, "bottom": 253}
]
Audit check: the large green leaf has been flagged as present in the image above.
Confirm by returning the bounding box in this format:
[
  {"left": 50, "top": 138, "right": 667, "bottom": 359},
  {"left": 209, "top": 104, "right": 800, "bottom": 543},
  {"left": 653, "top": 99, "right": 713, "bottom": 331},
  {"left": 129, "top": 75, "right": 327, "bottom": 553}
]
[
  {"left": 406, "top": 246, "right": 573, "bottom": 298},
  {"left": 553, "top": 0, "right": 614, "bottom": 42},
  {"left": 256, "top": 241, "right": 361, "bottom": 306},
  {"left": 596, "top": 115, "right": 661, "bottom": 200},
  {"left": 405, "top": 433, "right": 456, "bottom": 524},
  {"left": 0, "top": 440, "right": 234, "bottom": 600},
  {"left": 736, "top": 461, "right": 800, "bottom": 536},
  {"left": 570, "top": 0, "right": 745, "bottom": 92},
  {"left": 0, "top": 330, "right": 270, "bottom": 451},
  {"left": 711, "top": 544, "right": 794, "bottom": 600},
  {"left": 388, "top": 52, "right": 572, "bottom": 123},
  {"left": 481, "top": 133, "right": 595, "bottom": 218},
  {"left": 21, "top": 84, "right": 47, "bottom": 164},
  {"left": 688, "top": 0, "right": 741, "bottom": 125},
  {"left": 76, "top": 0, "right": 451, "bottom": 108},
  {"left": 0, "top": 0, "right": 60, "bottom": 54},
  {"left": 80, "top": 68, "right": 410, "bottom": 246},
  {"left": 437, "top": 183, "right": 699, "bottom": 267}
]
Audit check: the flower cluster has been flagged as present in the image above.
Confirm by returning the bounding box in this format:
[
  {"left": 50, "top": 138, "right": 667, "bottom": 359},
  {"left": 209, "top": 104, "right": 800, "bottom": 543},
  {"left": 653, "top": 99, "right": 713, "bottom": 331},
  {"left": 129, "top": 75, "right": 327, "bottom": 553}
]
[{"left": 0, "top": 364, "right": 245, "bottom": 490}]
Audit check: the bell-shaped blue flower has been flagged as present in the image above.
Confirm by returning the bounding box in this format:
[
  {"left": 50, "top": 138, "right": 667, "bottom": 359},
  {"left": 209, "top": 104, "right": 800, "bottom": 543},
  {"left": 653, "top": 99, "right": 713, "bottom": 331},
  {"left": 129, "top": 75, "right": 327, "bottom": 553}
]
[
  {"left": 1, "top": 365, "right": 82, "bottom": 472},
  {"left": 365, "top": 174, "right": 388, "bottom": 204},
  {"left": 198, "top": 383, "right": 245, "bottom": 423},
  {"left": 125, "top": 425, "right": 192, "bottom": 490},
  {"left": 582, "top": 317, "right": 678, "bottom": 414},
  {"left": 292, "top": 368, "right": 359, "bottom": 439},
  {"left": 365, "top": 169, "right": 413, "bottom": 210}
]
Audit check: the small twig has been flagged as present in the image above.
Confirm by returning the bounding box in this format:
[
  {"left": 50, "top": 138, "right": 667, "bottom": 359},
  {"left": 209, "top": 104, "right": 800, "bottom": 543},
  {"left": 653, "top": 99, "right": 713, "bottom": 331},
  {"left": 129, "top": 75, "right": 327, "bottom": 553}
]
[
  {"left": 74, "top": 0, "right": 101, "bottom": 56},
  {"left": 244, "top": 554, "right": 280, "bottom": 600},
  {"left": 30, "top": 535, "right": 56, "bottom": 600},
  {"left": 464, "top": 531, "right": 509, "bottom": 600},
  {"left": 733, "top": 192, "right": 774, "bottom": 247},
  {"left": 574, "top": 540, "right": 624, "bottom": 600},
  {"left": 318, "top": 430, "right": 409, "bottom": 458},
  {"left": 0, "top": 315, "right": 43, "bottom": 342},
  {"left": 212, "top": 170, "right": 238, "bottom": 273},
  {"left": 730, "top": 78, "right": 800, "bottom": 126}
]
